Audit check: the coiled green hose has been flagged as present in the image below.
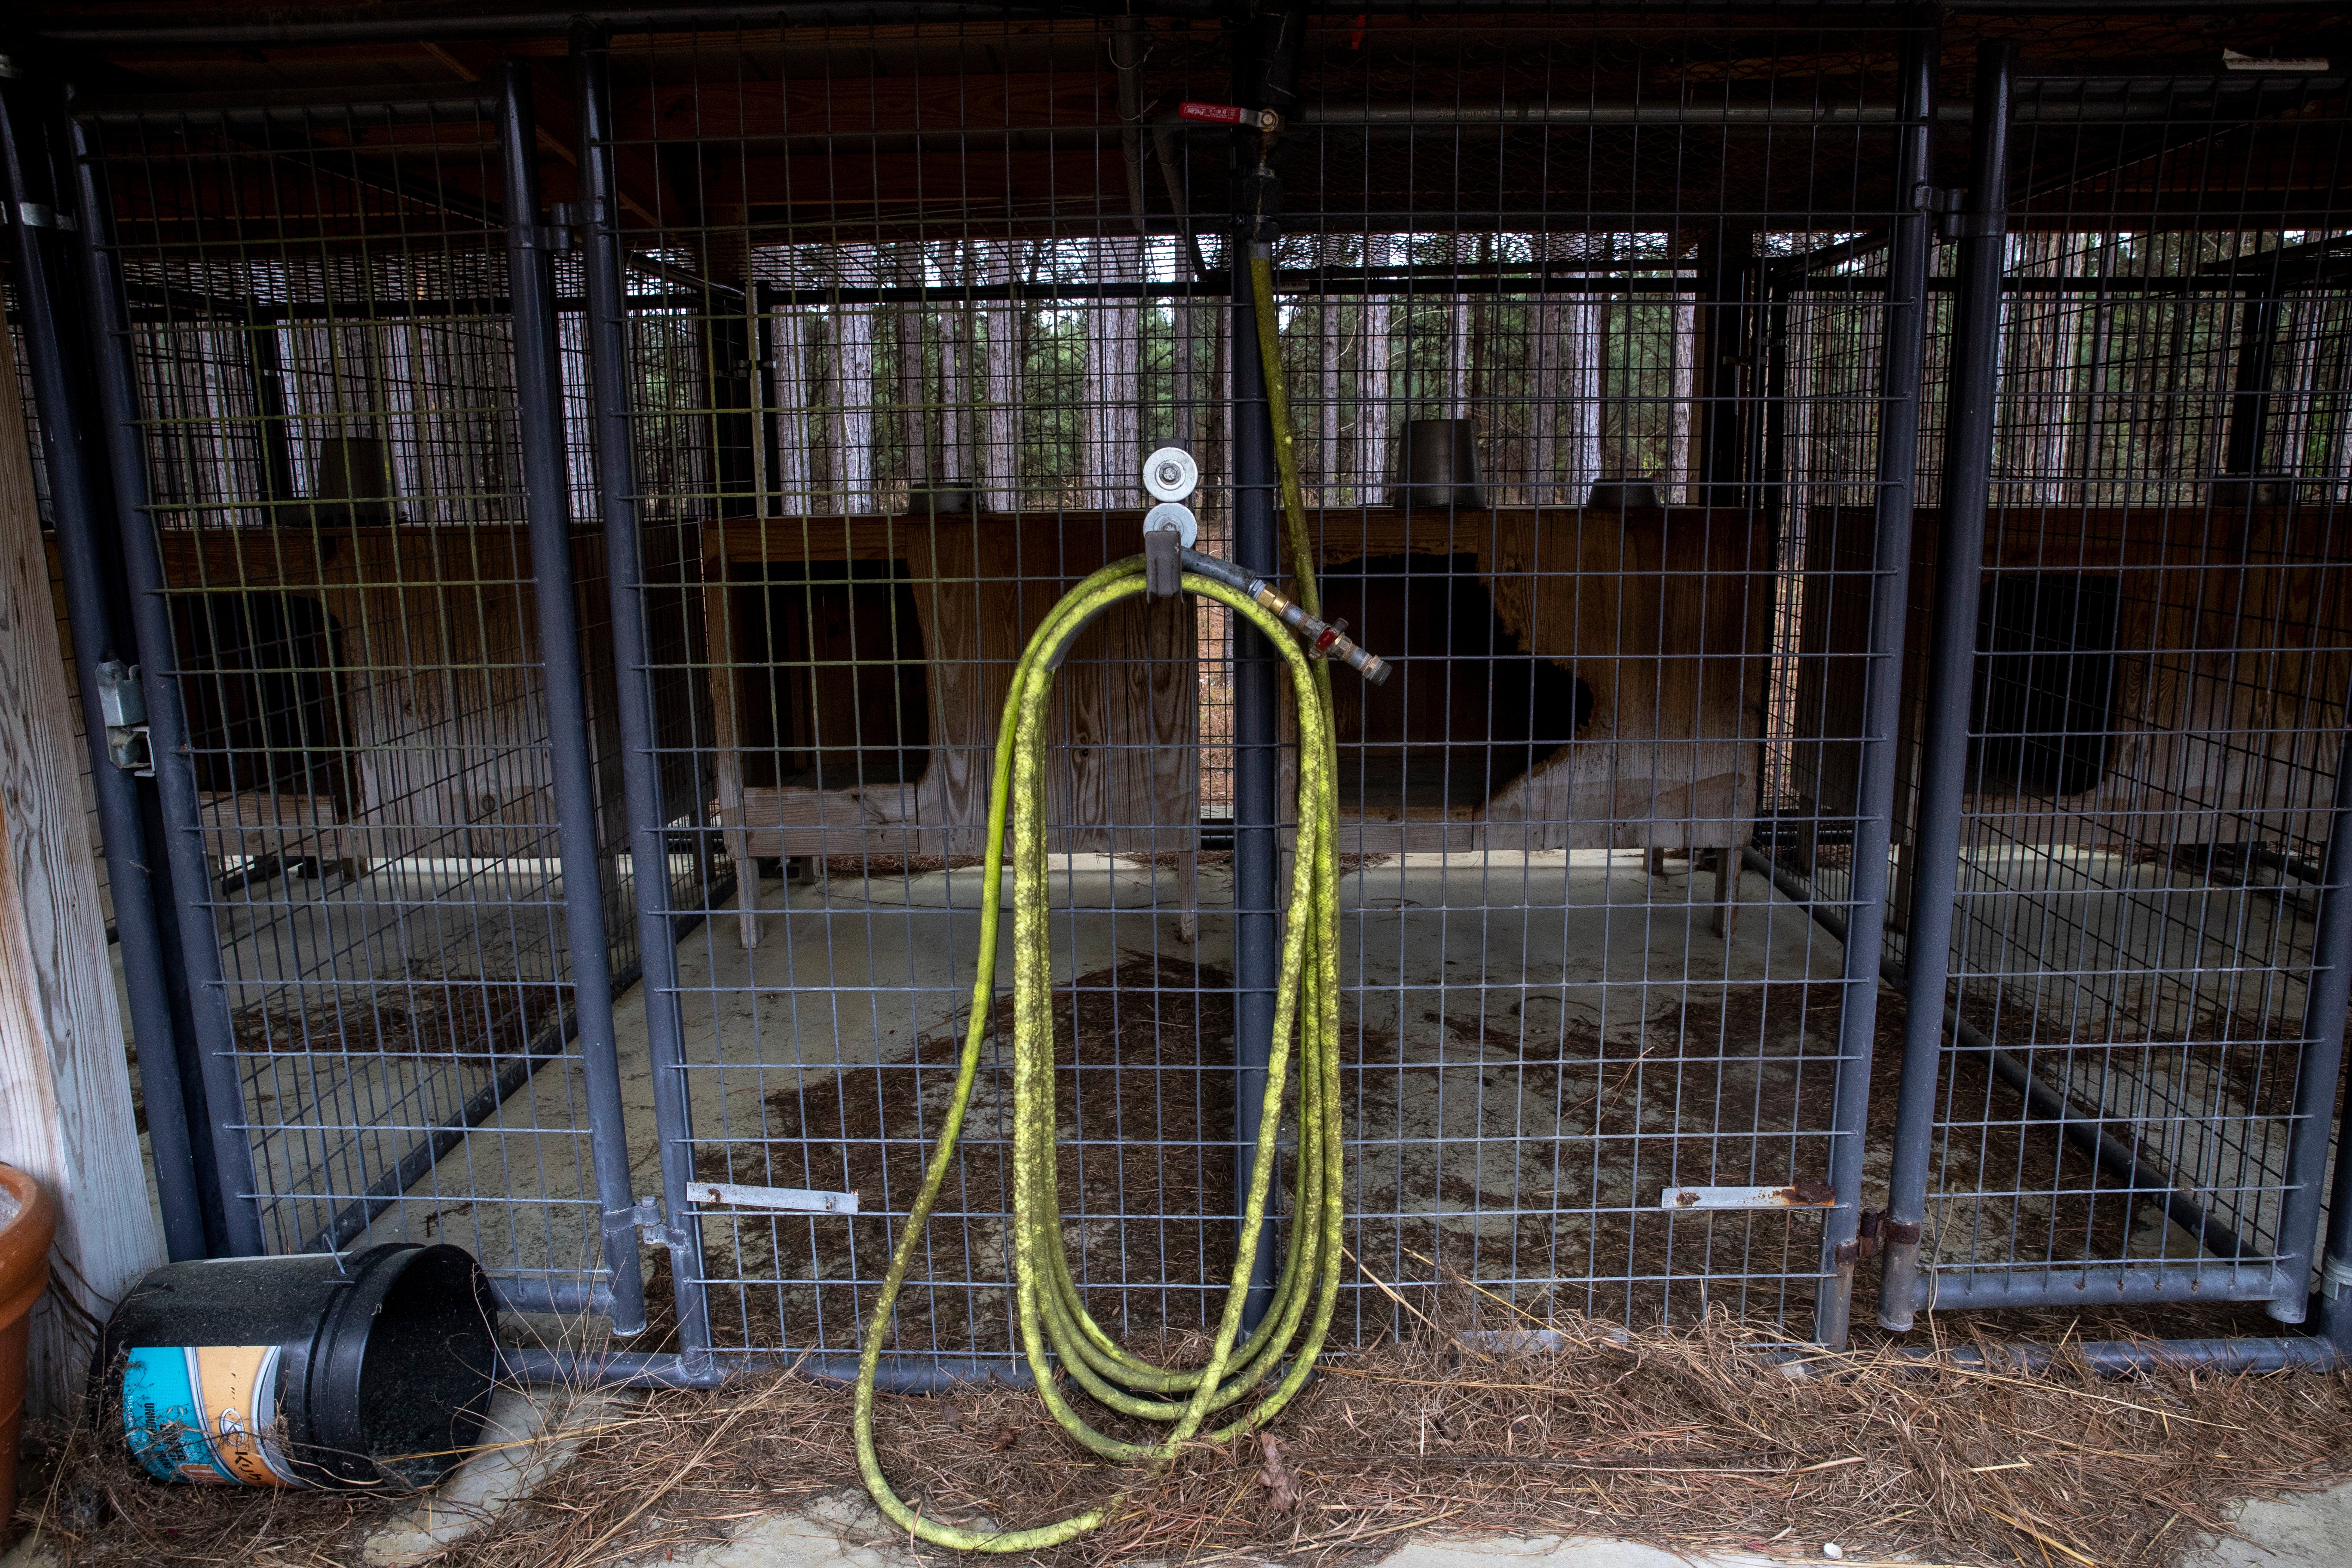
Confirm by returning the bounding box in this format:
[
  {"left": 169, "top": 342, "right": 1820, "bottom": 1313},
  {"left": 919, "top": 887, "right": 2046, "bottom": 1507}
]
[{"left": 853, "top": 253, "right": 1343, "bottom": 1552}]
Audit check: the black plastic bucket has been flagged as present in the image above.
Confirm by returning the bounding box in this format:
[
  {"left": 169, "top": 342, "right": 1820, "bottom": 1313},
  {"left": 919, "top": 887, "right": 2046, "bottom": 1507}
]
[
  {"left": 1388, "top": 418, "right": 1486, "bottom": 510},
  {"left": 96, "top": 1243, "right": 499, "bottom": 1489}
]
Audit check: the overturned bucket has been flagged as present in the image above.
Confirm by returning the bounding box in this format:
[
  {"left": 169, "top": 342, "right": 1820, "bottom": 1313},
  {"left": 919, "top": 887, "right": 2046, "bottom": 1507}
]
[
  {"left": 98, "top": 1242, "right": 499, "bottom": 1489},
  {"left": 1388, "top": 418, "right": 1487, "bottom": 510}
]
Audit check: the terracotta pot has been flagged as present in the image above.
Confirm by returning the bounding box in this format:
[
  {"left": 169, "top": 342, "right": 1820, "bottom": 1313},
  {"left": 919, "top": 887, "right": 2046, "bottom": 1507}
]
[{"left": 0, "top": 1166, "right": 58, "bottom": 1541}]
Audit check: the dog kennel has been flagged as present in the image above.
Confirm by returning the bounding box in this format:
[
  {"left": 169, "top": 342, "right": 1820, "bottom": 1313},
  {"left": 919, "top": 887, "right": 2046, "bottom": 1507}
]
[{"left": 6, "top": 3, "right": 2351, "bottom": 1380}]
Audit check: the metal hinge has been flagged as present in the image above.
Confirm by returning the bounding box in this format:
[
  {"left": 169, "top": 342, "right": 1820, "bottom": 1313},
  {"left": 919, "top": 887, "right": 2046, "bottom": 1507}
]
[
  {"left": 2321, "top": 1251, "right": 2352, "bottom": 1300},
  {"left": 630, "top": 1194, "right": 685, "bottom": 1248},
  {"left": 512, "top": 216, "right": 576, "bottom": 252},
  {"left": 1916, "top": 182, "right": 2002, "bottom": 240},
  {"left": 13, "top": 202, "right": 75, "bottom": 232},
  {"left": 96, "top": 660, "right": 153, "bottom": 776},
  {"left": 1834, "top": 1208, "right": 1922, "bottom": 1266},
  {"left": 1919, "top": 184, "right": 2003, "bottom": 241}
]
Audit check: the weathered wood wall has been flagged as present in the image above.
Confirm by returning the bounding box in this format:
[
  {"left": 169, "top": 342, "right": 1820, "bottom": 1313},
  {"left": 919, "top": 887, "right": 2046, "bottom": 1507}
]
[
  {"left": 707, "top": 518, "right": 1199, "bottom": 848},
  {"left": 706, "top": 515, "right": 1198, "bottom": 943},
  {"left": 1321, "top": 508, "right": 1773, "bottom": 853},
  {"left": 1, "top": 325, "right": 163, "bottom": 1414}
]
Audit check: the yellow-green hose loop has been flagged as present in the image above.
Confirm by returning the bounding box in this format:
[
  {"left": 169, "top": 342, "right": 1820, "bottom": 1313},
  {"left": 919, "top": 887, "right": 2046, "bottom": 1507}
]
[{"left": 852, "top": 564, "right": 1344, "bottom": 1553}]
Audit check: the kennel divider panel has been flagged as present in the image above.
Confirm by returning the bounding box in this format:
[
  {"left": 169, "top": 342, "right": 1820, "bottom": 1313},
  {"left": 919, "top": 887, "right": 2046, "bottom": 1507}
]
[
  {"left": 80, "top": 90, "right": 650, "bottom": 1308},
  {"left": 586, "top": 9, "right": 1957, "bottom": 1369},
  {"left": 1895, "top": 70, "right": 2352, "bottom": 1317}
]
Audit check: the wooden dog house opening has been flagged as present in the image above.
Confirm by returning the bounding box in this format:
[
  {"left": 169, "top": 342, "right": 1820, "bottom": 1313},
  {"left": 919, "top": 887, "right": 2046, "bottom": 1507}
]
[
  {"left": 1970, "top": 573, "right": 2122, "bottom": 799},
  {"left": 731, "top": 562, "right": 931, "bottom": 794},
  {"left": 170, "top": 590, "right": 354, "bottom": 810},
  {"left": 1324, "top": 553, "right": 1595, "bottom": 818}
]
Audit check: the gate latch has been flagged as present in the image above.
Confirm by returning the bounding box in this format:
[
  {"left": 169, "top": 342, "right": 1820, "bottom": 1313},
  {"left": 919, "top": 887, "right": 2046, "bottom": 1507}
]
[
  {"left": 1176, "top": 101, "right": 1280, "bottom": 132},
  {"left": 96, "top": 661, "right": 153, "bottom": 776},
  {"left": 1660, "top": 1183, "right": 1838, "bottom": 1212}
]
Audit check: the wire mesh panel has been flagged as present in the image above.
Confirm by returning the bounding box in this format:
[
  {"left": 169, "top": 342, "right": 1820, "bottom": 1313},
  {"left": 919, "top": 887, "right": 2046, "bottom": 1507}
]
[
  {"left": 18, "top": 5, "right": 2352, "bottom": 1370},
  {"left": 77, "top": 95, "right": 697, "bottom": 1306},
  {"left": 1887, "top": 73, "right": 2352, "bottom": 1313},
  {"left": 574, "top": 9, "right": 1963, "bottom": 1371}
]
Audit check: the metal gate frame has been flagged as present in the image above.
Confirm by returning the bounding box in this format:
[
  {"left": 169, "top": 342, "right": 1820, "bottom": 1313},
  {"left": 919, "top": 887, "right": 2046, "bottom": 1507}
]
[
  {"left": 1863, "top": 43, "right": 2352, "bottom": 1332},
  {"left": 10, "top": 69, "right": 662, "bottom": 1327}
]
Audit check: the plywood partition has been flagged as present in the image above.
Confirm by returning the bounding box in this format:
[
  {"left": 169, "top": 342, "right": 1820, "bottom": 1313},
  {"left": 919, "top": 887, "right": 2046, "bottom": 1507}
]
[
  {"left": 708, "top": 508, "right": 1772, "bottom": 882},
  {"left": 64, "top": 524, "right": 623, "bottom": 873},
  {"left": 1790, "top": 504, "right": 2352, "bottom": 857},
  {"left": 1, "top": 327, "right": 162, "bottom": 1413},
  {"left": 1438, "top": 509, "right": 1769, "bottom": 854},
  {"left": 707, "top": 515, "right": 1200, "bottom": 945}
]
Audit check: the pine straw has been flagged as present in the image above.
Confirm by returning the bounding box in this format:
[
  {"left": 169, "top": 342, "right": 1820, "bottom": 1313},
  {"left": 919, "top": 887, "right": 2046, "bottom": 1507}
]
[{"left": 24, "top": 1305, "right": 2352, "bottom": 1568}]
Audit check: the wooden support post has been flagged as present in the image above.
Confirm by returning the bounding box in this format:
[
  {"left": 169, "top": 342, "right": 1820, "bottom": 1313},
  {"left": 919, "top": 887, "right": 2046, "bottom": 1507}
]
[
  {"left": 0, "top": 325, "right": 164, "bottom": 1414},
  {"left": 704, "top": 576, "right": 758, "bottom": 949}
]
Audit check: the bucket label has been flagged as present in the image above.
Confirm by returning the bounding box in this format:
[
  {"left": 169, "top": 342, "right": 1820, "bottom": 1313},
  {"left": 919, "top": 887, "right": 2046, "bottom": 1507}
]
[{"left": 122, "top": 1345, "right": 304, "bottom": 1487}]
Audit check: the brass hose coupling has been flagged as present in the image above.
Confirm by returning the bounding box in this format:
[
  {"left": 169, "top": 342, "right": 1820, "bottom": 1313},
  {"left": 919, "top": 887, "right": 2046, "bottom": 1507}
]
[{"left": 1177, "top": 546, "right": 1393, "bottom": 686}]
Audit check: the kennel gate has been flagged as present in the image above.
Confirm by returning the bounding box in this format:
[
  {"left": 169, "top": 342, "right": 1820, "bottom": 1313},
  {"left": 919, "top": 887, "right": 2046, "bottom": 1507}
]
[{"left": 11, "top": 5, "right": 2352, "bottom": 1378}]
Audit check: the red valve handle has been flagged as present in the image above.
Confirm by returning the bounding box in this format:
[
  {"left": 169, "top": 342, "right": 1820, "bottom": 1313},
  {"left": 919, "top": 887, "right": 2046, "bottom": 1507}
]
[{"left": 1178, "top": 101, "right": 1247, "bottom": 124}]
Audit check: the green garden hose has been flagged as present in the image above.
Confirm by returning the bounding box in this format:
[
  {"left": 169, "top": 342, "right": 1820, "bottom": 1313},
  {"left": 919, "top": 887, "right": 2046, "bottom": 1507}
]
[{"left": 852, "top": 253, "right": 1346, "bottom": 1552}]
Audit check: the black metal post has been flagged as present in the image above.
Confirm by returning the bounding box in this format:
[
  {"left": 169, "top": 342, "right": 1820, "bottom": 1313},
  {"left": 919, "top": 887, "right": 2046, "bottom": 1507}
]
[
  {"left": 2222, "top": 269, "right": 2282, "bottom": 481},
  {"left": 571, "top": 27, "right": 706, "bottom": 1348},
  {"left": 1694, "top": 237, "right": 1756, "bottom": 508},
  {"left": 1227, "top": 4, "right": 1304, "bottom": 1335},
  {"left": 500, "top": 58, "right": 654, "bottom": 1337},
  {"left": 2317, "top": 775, "right": 2352, "bottom": 1348},
  {"left": 1877, "top": 40, "right": 2014, "bottom": 1333},
  {"left": 1230, "top": 253, "right": 1281, "bottom": 1333},
  {"left": 1810, "top": 16, "right": 1939, "bottom": 1349},
  {"left": 1, "top": 73, "right": 208, "bottom": 1260},
  {"left": 707, "top": 291, "right": 759, "bottom": 518},
  {"left": 62, "top": 104, "right": 267, "bottom": 1257},
  {"left": 2271, "top": 735, "right": 2352, "bottom": 1328}
]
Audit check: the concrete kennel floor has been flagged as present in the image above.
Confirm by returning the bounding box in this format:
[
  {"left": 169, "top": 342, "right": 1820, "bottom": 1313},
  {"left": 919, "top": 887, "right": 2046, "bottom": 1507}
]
[
  {"left": 352, "top": 851, "right": 1853, "bottom": 1314},
  {"left": 327, "top": 846, "right": 2272, "bottom": 1342}
]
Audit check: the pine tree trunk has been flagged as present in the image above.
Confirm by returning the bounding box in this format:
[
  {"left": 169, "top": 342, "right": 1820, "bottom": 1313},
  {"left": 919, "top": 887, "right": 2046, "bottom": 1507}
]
[
  {"left": 1319, "top": 279, "right": 1341, "bottom": 505},
  {"left": 981, "top": 240, "right": 1023, "bottom": 510},
  {"left": 833, "top": 306, "right": 876, "bottom": 511},
  {"left": 1562, "top": 298, "right": 1604, "bottom": 504},
  {"left": 1667, "top": 290, "right": 1696, "bottom": 501},
  {"left": 1356, "top": 234, "right": 1393, "bottom": 503},
  {"left": 939, "top": 241, "right": 974, "bottom": 487},
  {"left": 1087, "top": 237, "right": 1142, "bottom": 507},
  {"left": 772, "top": 312, "right": 814, "bottom": 510},
  {"left": 897, "top": 243, "right": 931, "bottom": 495}
]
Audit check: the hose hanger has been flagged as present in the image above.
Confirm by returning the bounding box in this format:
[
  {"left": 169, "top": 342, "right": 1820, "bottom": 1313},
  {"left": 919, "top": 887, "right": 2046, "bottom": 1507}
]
[{"left": 1138, "top": 444, "right": 1392, "bottom": 685}]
